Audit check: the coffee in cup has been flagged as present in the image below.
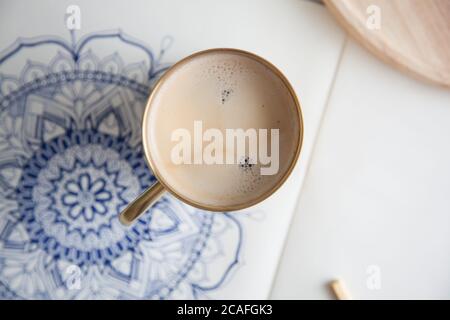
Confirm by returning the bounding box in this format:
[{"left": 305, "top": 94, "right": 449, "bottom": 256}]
[{"left": 120, "top": 49, "right": 303, "bottom": 225}]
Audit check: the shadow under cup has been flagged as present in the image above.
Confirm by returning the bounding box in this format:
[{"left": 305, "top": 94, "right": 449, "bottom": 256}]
[{"left": 121, "top": 48, "right": 303, "bottom": 225}]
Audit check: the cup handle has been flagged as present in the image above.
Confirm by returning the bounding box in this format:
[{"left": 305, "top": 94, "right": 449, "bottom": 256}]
[{"left": 119, "top": 181, "right": 165, "bottom": 226}]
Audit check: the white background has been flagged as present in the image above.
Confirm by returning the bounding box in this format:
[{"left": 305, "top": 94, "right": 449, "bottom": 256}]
[{"left": 1, "top": 0, "right": 449, "bottom": 299}]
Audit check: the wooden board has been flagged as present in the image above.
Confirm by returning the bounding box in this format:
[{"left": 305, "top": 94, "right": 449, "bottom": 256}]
[{"left": 324, "top": 0, "right": 450, "bottom": 89}]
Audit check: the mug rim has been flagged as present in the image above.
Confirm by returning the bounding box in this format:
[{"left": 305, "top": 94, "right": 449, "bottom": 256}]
[{"left": 141, "top": 48, "right": 304, "bottom": 212}]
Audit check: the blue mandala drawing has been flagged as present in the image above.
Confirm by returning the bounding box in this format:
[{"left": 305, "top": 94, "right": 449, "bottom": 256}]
[{"left": 0, "top": 30, "right": 242, "bottom": 299}]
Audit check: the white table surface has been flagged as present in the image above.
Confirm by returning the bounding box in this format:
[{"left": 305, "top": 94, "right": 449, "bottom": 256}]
[{"left": 271, "top": 35, "right": 450, "bottom": 299}]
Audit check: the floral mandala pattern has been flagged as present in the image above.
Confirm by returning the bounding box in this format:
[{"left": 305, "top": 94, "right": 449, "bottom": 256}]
[
  {"left": 0, "top": 31, "right": 242, "bottom": 299},
  {"left": 62, "top": 173, "right": 112, "bottom": 221}
]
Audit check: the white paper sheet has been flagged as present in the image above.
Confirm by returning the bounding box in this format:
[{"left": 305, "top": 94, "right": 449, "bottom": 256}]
[{"left": 0, "top": 0, "right": 345, "bottom": 299}]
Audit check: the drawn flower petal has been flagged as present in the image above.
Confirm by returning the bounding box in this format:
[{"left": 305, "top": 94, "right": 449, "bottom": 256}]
[
  {"left": 69, "top": 205, "right": 84, "bottom": 219},
  {"left": 78, "top": 173, "right": 90, "bottom": 191},
  {"left": 62, "top": 193, "right": 78, "bottom": 206},
  {"left": 65, "top": 180, "right": 79, "bottom": 194},
  {"left": 91, "top": 202, "right": 106, "bottom": 215},
  {"left": 13, "top": 118, "right": 22, "bottom": 134},
  {"left": 4, "top": 116, "right": 13, "bottom": 132},
  {"left": 83, "top": 206, "right": 95, "bottom": 221},
  {"left": 90, "top": 178, "right": 105, "bottom": 193},
  {"left": 95, "top": 190, "right": 112, "bottom": 201}
]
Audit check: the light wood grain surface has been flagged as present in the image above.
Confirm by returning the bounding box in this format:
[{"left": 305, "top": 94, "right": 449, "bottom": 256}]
[{"left": 324, "top": 0, "right": 450, "bottom": 89}]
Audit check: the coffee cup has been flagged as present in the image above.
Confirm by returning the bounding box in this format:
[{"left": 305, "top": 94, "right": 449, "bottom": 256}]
[{"left": 119, "top": 48, "right": 303, "bottom": 225}]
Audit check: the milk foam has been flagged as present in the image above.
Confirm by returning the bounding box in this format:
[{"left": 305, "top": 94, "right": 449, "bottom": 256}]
[{"left": 144, "top": 51, "right": 301, "bottom": 209}]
